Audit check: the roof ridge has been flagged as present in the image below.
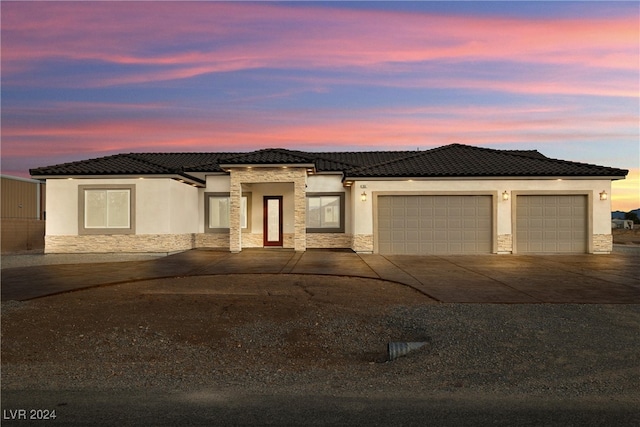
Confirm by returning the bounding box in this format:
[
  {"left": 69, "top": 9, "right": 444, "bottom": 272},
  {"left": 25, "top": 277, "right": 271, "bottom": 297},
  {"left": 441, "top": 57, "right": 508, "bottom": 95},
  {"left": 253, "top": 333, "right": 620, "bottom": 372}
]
[
  {"left": 305, "top": 152, "right": 363, "bottom": 169},
  {"left": 132, "top": 152, "right": 246, "bottom": 170},
  {"left": 126, "top": 153, "right": 177, "bottom": 172},
  {"left": 219, "top": 148, "right": 316, "bottom": 165},
  {"left": 272, "top": 148, "right": 316, "bottom": 162},
  {"left": 345, "top": 145, "right": 451, "bottom": 175},
  {"left": 217, "top": 148, "right": 272, "bottom": 163}
]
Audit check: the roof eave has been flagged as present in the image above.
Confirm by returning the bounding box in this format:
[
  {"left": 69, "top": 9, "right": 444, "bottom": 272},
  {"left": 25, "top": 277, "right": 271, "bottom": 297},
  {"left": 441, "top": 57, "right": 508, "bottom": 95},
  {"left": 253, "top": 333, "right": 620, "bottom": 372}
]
[
  {"left": 343, "top": 175, "right": 629, "bottom": 181},
  {"left": 30, "top": 172, "right": 206, "bottom": 186}
]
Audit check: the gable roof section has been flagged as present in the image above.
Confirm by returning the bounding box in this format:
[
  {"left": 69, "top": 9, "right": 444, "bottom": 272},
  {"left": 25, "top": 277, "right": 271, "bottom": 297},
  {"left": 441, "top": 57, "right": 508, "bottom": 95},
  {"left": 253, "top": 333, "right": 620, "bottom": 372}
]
[{"left": 30, "top": 144, "right": 628, "bottom": 180}]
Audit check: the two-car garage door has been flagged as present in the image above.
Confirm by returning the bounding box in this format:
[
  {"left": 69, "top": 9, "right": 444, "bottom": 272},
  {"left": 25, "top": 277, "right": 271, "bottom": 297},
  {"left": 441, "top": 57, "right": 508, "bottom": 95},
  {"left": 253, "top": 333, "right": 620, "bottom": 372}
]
[
  {"left": 377, "top": 195, "right": 492, "bottom": 255},
  {"left": 377, "top": 194, "right": 588, "bottom": 255}
]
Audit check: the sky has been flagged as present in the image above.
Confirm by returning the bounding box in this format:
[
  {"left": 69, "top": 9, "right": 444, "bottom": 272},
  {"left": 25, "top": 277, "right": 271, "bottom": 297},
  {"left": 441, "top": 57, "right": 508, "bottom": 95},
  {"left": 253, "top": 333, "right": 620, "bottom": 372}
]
[{"left": 1, "top": 1, "right": 638, "bottom": 211}]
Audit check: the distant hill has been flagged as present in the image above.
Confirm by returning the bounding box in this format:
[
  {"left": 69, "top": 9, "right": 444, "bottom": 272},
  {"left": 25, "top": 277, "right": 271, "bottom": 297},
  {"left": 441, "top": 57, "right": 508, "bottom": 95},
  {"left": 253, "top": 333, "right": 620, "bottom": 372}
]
[{"left": 612, "top": 209, "right": 640, "bottom": 219}]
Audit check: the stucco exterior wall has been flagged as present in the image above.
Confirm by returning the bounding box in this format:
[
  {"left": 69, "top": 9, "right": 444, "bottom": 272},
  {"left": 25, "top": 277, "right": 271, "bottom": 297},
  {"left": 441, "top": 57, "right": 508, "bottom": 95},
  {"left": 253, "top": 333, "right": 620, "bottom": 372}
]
[
  {"left": 45, "top": 179, "right": 79, "bottom": 236},
  {"left": 169, "top": 179, "right": 200, "bottom": 234},
  {"left": 205, "top": 175, "right": 231, "bottom": 192},
  {"left": 46, "top": 178, "right": 199, "bottom": 236},
  {"left": 306, "top": 174, "right": 344, "bottom": 192}
]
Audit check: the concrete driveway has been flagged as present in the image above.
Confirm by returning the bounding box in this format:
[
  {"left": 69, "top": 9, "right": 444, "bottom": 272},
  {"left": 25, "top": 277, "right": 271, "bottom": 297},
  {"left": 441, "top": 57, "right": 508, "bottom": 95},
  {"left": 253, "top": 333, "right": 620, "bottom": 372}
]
[{"left": 1, "top": 249, "right": 639, "bottom": 303}]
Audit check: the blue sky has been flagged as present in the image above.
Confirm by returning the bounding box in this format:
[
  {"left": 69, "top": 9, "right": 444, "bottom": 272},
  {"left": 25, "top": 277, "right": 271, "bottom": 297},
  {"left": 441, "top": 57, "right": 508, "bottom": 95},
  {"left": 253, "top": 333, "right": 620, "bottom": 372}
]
[{"left": 1, "top": 1, "right": 638, "bottom": 209}]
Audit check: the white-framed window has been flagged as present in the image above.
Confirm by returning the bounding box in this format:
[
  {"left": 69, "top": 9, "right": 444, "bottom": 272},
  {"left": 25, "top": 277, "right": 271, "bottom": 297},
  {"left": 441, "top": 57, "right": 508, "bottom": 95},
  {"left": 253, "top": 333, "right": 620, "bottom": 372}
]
[
  {"left": 206, "top": 193, "right": 249, "bottom": 232},
  {"left": 306, "top": 193, "right": 345, "bottom": 233},
  {"left": 79, "top": 185, "right": 135, "bottom": 235}
]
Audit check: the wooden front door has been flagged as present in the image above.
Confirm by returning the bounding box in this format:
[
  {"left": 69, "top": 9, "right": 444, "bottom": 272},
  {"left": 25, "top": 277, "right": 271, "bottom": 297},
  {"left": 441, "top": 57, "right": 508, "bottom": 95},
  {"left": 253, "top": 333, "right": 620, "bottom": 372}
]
[{"left": 263, "top": 196, "right": 283, "bottom": 246}]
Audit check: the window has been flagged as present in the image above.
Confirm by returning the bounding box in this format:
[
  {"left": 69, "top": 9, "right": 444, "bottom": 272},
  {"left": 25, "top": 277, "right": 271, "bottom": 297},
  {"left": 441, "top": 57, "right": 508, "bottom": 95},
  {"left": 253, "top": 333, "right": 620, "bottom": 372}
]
[
  {"left": 209, "top": 196, "right": 230, "bottom": 228},
  {"left": 79, "top": 185, "right": 135, "bottom": 235},
  {"left": 85, "top": 189, "right": 130, "bottom": 228},
  {"left": 306, "top": 193, "right": 345, "bottom": 233},
  {"left": 205, "top": 193, "right": 250, "bottom": 232}
]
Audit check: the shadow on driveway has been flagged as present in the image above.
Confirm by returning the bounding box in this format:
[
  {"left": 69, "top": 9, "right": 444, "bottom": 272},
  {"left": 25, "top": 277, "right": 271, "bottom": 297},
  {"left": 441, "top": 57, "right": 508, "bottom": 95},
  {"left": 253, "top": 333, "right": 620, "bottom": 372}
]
[{"left": 1, "top": 249, "right": 638, "bottom": 303}]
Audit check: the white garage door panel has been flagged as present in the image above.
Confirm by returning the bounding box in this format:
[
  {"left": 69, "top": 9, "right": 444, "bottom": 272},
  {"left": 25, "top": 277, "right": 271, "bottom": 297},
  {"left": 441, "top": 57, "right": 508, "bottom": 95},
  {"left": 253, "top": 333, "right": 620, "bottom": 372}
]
[
  {"left": 516, "top": 195, "right": 587, "bottom": 254},
  {"left": 377, "top": 195, "right": 492, "bottom": 255}
]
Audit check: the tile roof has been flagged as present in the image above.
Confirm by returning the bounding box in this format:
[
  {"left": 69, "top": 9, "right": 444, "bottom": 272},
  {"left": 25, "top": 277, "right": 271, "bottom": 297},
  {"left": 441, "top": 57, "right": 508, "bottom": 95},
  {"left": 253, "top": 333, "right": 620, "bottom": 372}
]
[
  {"left": 218, "top": 148, "right": 315, "bottom": 165},
  {"left": 30, "top": 144, "right": 628, "bottom": 180},
  {"left": 343, "top": 144, "right": 628, "bottom": 178},
  {"left": 30, "top": 154, "right": 171, "bottom": 175}
]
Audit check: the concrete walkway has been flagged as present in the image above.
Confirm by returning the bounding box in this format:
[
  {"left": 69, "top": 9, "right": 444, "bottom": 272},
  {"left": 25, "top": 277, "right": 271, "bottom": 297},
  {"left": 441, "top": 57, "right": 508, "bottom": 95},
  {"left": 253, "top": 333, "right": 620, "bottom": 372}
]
[{"left": 1, "top": 249, "right": 639, "bottom": 303}]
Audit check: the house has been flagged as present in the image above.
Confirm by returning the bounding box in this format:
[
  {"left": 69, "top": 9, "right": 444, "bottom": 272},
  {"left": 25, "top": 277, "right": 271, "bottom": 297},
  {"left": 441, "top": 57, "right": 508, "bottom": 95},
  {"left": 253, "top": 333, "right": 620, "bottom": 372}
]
[
  {"left": 29, "top": 144, "right": 628, "bottom": 255},
  {"left": 1, "top": 175, "right": 46, "bottom": 253}
]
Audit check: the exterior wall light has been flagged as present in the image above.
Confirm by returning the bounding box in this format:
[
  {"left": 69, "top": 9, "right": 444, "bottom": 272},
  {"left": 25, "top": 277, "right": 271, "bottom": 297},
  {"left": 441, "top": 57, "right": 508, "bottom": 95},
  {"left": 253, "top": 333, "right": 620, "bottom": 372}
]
[
  {"left": 361, "top": 191, "right": 367, "bottom": 202},
  {"left": 599, "top": 190, "right": 608, "bottom": 201},
  {"left": 502, "top": 191, "right": 509, "bottom": 201}
]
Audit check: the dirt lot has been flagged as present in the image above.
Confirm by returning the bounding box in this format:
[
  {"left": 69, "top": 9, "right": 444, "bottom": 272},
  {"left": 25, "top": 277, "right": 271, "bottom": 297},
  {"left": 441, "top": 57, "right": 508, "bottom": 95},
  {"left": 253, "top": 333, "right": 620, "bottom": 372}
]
[
  {"left": 613, "top": 228, "right": 640, "bottom": 245},
  {"left": 2, "top": 275, "right": 431, "bottom": 389},
  {"left": 1, "top": 272, "right": 639, "bottom": 427},
  {"left": 3, "top": 273, "right": 639, "bottom": 405}
]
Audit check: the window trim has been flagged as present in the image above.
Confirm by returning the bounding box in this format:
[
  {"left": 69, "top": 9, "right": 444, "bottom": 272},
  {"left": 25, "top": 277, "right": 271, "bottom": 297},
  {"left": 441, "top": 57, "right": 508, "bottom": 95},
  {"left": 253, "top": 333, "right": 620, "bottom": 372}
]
[
  {"left": 78, "top": 185, "right": 136, "bottom": 235},
  {"left": 306, "top": 192, "right": 345, "bottom": 233},
  {"left": 204, "top": 192, "right": 251, "bottom": 233}
]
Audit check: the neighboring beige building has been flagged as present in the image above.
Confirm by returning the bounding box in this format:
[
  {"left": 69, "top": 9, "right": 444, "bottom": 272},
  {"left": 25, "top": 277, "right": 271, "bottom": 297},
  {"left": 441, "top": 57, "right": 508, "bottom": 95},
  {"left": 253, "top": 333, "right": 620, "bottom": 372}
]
[
  {"left": 1, "top": 175, "right": 46, "bottom": 253},
  {"left": 30, "top": 144, "right": 627, "bottom": 255}
]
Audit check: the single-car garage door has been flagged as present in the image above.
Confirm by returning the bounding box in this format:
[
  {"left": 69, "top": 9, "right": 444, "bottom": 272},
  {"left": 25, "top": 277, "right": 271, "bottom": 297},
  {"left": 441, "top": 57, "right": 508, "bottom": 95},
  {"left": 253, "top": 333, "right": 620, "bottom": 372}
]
[
  {"left": 377, "top": 195, "right": 492, "bottom": 255},
  {"left": 516, "top": 195, "right": 587, "bottom": 253}
]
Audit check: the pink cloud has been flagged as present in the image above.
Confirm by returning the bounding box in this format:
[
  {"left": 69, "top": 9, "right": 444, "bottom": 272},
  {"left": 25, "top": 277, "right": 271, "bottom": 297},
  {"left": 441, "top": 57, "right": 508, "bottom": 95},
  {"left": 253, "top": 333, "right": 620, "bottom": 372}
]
[
  {"left": 2, "top": 2, "right": 637, "bottom": 92},
  {"left": 3, "top": 99, "right": 635, "bottom": 159}
]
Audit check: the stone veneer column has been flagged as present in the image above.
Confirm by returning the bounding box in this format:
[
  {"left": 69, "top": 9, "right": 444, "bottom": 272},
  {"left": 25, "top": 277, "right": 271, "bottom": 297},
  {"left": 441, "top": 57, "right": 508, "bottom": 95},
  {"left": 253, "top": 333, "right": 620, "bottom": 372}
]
[
  {"left": 293, "top": 175, "right": 306, "bottom": 252},
  {"left": 592, "top": 234, "right": 613, "bottom": 254},
  {"left": 497, "top": 234, "right": 513, "bottom": 254},
  {"left": 229, "top": 174, "right": 242, "bottom": 253}
]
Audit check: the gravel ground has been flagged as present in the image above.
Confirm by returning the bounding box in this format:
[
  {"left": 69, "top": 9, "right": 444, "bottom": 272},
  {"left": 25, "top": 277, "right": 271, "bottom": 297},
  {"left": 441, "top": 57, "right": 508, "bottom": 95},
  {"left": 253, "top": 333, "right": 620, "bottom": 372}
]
[{"left": 2, "top": 274, "right": 639, "bottom": 404}]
